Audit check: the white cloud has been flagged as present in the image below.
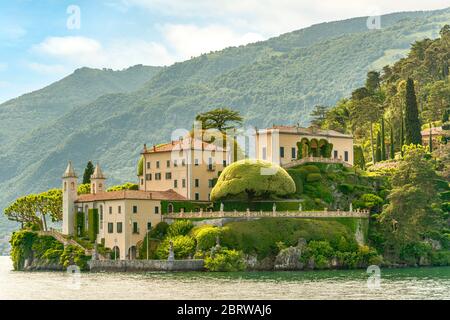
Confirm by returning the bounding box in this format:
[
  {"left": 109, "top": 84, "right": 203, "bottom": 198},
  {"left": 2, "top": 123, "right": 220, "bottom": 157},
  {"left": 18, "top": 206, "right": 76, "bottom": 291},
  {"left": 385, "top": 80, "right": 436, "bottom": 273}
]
[
  {"left": 122, "top": 0, "right": 450, "bottom": 36},
  {"left": 32, "top": 36, "right": 175, "bottom": 69},
  {"left": 162, "top": 24, "right": 264, "bottom": 59}
]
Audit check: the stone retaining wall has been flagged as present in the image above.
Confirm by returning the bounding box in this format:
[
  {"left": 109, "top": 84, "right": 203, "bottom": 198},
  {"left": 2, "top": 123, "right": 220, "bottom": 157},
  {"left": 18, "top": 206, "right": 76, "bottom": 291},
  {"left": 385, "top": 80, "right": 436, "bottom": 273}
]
[{"left": 88, "top": 259, "right": 204, "bottom": 272}]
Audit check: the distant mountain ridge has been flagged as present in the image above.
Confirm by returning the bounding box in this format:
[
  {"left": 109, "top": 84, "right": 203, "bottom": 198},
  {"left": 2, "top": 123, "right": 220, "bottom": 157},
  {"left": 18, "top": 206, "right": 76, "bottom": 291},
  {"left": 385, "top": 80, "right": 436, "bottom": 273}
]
[{"left": 0, "top": 7, "right": 449, "bottom": 252}]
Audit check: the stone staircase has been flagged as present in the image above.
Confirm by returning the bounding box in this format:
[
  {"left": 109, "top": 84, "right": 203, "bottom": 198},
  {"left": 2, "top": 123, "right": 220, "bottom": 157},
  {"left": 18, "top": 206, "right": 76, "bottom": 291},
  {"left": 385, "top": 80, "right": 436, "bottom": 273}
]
[{"left": 39, "top": 229, "right": 107, "bottom": 260}]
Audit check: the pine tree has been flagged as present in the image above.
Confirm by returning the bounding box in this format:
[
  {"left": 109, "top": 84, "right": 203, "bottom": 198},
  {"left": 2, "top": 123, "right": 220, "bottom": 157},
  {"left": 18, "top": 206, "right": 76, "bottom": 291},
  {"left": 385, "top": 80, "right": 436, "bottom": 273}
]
[
  {"left": 381, "top": 117, "right": 386, "bottom": 160},
  {"left": 390, "top": 126, "right": 395, "bottom": 159},
  {"left": 83, "top": 161, "right": 95, "bottom": 184},
  {"left": 404, "top": 78, "right": 422, "bottom": 145}
]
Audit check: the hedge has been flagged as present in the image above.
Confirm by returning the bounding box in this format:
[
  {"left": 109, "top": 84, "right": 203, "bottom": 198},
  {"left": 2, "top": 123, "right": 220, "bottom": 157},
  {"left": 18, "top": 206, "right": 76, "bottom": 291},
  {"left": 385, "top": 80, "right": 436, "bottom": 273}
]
[
  {"left": 212, "top": 200, "right": 303, "bottom": 212},
  {"left": 161, "top": 200, "right": 212, "bottom": 214}
]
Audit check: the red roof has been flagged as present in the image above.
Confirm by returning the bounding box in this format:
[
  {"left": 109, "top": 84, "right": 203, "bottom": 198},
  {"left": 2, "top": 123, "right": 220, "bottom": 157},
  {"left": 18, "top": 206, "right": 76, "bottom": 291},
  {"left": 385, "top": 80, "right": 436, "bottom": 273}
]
[
  {"left": 75, "top": 189, "right": 186, "bottom": 203},
  {"left": 143, "top": 137, "right": 227, "bottom": 154}
]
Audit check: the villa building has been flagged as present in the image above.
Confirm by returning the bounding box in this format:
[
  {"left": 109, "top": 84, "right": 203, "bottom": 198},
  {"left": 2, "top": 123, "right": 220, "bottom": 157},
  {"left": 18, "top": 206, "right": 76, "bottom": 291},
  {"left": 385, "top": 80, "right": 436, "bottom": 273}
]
[{"left": 61, "top": 124, "right": 354, "bottom": 260}]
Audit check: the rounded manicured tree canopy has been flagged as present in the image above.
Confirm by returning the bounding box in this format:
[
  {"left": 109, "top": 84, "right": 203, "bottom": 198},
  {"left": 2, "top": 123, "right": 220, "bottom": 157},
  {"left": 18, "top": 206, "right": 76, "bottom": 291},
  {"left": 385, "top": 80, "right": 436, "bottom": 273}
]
[{"left": 210, "top": 159, "right": 296, "bottom": 201}]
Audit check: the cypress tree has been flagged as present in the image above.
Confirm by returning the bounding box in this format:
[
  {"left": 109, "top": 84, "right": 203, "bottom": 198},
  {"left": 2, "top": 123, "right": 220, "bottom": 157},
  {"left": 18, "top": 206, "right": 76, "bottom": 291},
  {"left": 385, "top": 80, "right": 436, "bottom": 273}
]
[
  {"left": 83, "top": 161, "right": 95, "bottom": 184},
  {"left": 376, "top": 131, "right": 382, "bottom": 162},
  {"left": 404, "top": 78, "right": 422, "bottom": 145},
  {"left": 429, "top": 124, "right": 433, "bottom": 152},
  {"left": 381, "top": 117, "right": 386, "bottom": 160},
  {"left": 400, "top": 116, "right": 405, "bottom": 157},
  {"left": 390, "top": 126, "right": 395, "bottom": 159}
]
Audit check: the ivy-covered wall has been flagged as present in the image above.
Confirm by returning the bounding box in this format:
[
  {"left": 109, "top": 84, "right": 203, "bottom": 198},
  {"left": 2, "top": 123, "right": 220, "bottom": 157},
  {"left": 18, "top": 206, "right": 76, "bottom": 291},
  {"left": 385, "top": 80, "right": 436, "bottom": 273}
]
[{"left": 88, "top": 209, "right": 99, "bottom": 242}]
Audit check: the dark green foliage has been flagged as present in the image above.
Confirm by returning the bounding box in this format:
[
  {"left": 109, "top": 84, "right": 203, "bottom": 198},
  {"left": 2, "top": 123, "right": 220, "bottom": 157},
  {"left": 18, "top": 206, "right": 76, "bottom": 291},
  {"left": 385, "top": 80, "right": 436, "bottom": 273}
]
[
  {"left": 82, "top": 161, "right": 95, "bottom": 184},
  {"left": 375, "top": 131, "right": 382, "bottom": 162},
  {"left": 404, "top": 78, "right": 422, "bottom": 145},
  {"left": 353, "top": 194, "right": 384, "bottom": 212},
  {"left": 441, "top": 191, "right": 450, "bottom": 202},
  {"left": 87, "top": 209, "right": 99, "bottom": 242},
  {"left": 161, "top": 200, "right": 211, "bottom": 214},
  {"left": 338, "top": 184, "right": 354, "bottom": 194},
  {"left": 148, "top": 222, "right": 169, "bottom": 239},
  {"left": 75, "top": 211, "right": 85, "bottom": 237},
  {"left": 353, "top": 145, "right": 365, "bottom": 169}
]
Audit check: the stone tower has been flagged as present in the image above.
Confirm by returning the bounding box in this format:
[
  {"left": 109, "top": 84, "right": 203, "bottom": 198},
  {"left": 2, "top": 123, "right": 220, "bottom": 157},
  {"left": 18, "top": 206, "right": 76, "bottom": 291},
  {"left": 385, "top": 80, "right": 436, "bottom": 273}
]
[
  {"left": 90, "top": 163, "right": 106, "bottom": 194},
  {"left": 62, "top": 161, "right": 78, "bottom": 235}
]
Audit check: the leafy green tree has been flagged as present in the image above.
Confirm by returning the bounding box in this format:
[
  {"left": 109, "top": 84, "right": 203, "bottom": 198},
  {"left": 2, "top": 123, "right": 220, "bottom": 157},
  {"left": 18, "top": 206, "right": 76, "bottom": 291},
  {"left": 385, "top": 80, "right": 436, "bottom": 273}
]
[
  {"left": 107, "top": 182, "right": 138, "bottom": 192},
  {"left": 310, "top": 105, "right": 328, "bottom": 127},
  {"left": 82, "top": 161, "right": 95, "bottom": 184},
  {"left": 379, "top": 147, "right": 443, "bottom": 256},
  {"left": 77, "top": 183, "right": 90, "bottom": 195},
  {"left": 365, "top": 71, "right": 381, "bottom": 92},
  {"left": 210, "top": 160, "right": 296, "bottom": 202},
  {"left": 195, "top": 108, "right": 243, "bottom": 132},
  {"left": 404, "top": 78, "right": 422, "bottom": 145},
  {"left": 4, "top": 189, "right": 62, "bottom": 231}
]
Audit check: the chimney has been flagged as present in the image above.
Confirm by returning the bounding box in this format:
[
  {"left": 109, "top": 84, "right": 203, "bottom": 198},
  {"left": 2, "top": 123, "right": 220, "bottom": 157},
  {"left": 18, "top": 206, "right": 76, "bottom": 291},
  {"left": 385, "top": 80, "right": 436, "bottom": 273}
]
[{"left": 153, "top": 145, "right": 156, "bottom": 152}]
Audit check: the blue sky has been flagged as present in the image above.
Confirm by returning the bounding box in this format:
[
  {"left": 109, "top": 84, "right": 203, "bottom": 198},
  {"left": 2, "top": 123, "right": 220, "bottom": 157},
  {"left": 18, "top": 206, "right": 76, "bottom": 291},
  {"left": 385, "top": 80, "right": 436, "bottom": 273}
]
[{"left": 1, "top": 0, "right": 449, "bottom": 103}]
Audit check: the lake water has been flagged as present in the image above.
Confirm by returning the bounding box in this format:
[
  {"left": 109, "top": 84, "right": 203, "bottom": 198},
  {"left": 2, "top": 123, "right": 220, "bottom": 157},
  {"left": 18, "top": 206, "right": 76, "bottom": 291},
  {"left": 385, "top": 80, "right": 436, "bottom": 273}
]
[{"left": 1, "top": 256, "right": 449, "bottom": 300}]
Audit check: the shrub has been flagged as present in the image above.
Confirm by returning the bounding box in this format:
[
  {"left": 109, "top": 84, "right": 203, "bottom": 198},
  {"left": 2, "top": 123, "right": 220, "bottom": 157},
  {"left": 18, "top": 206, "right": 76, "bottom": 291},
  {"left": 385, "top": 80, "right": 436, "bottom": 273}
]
[
  {"left": 191, "top": 225, "right": 222, "bottom": 251},
  {"left": 306, "top": 173, "right": 321, "bottom": 182},
  {"left": 301, "top": 240, "right": 334, "bottom": 269},
  {"left": 32, "top": 235, "right": 63, "bottom": 260},
  {"left": 9, "top": 230, "right": 37, "bottom": 270},
  {"left": 156, "top": 235, "right": 196, "bottom": 259},
  {"left": 59, "top": 245, "right": 90, "bottom": 271},
  {"left": 353, "top": 194, "right": 384, "bottom": 212},
  {"left": 167, "top": 220, "right": 194, "bottom": 237},
  {"left": 210, "top": 159, "right": 296, "bottom": 201},
  {"left": 204, "top": 249, "right": 246, "bottom": 271},
  {"left": 302, "top": 165, "right": 320, "bottom": 174},
  {"left": 338, "top": 184, "right": 354, "bottom": 194},
  {"left": 431, "top": 251, "right": 450, "bottom": 266},
  {"left": 399, "top": 242, "right": 432, "bottom": 265}
]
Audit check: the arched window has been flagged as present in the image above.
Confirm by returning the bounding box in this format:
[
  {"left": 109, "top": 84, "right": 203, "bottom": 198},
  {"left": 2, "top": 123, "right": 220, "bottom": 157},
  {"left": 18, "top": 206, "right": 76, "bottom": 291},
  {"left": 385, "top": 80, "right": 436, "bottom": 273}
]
[
  {"left": 167, "top": 203, "right": 174, "bottom": 214},
  {"left": 92, "top": 183, "right": 96, "bottom": 193},
  {"left": 64, "top": 182, "right": 67, "bottom": 191},
  {"left": 70, "top": 182, "right": 75, "bottom": 190},
  {"left": 99, "top": 183, "right": 102, "bottom": 190}
]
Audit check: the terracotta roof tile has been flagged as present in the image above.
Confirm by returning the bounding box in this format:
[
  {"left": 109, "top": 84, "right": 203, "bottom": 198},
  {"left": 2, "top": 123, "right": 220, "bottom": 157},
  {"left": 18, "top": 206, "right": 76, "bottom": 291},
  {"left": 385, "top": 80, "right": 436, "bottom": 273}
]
[
  {"left": 75, "top": 189, "right": 186, "bottom": 203},
  {"left": 143, "top": 138, "right": 227, "bottom": 154}
]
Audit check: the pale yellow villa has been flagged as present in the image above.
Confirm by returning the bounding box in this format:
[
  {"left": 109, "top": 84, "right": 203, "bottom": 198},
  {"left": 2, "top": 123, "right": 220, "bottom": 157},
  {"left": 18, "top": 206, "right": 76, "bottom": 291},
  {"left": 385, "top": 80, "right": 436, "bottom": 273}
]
[{"left": 61, "top": 125, "right": 353, "bottom": 259}]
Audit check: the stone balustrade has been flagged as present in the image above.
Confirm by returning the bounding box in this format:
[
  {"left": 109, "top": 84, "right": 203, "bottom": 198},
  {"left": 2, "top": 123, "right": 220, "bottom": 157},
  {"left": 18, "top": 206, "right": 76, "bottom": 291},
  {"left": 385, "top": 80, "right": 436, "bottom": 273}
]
[
  {"left": 164, "top": 209, "right": 370, "bottom": 220},
  {"left": 282, "top": 156, "right": 352, "bottom": 169}
]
